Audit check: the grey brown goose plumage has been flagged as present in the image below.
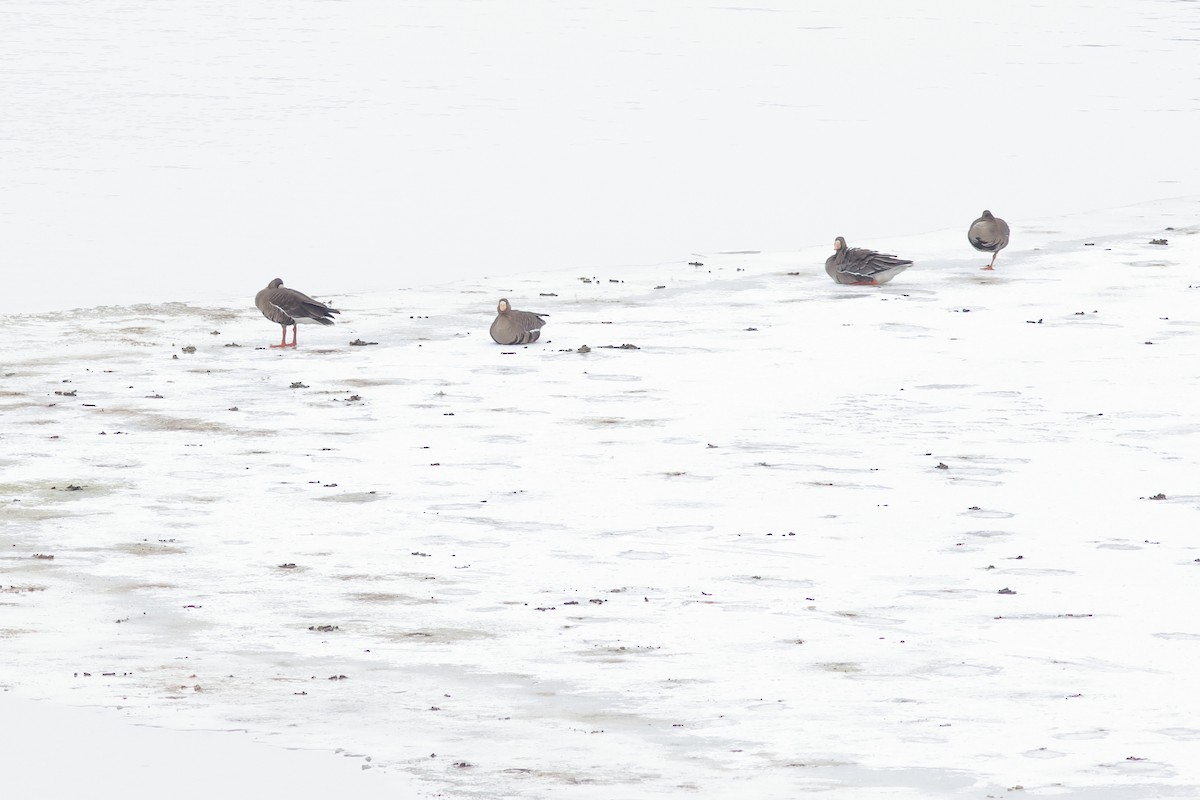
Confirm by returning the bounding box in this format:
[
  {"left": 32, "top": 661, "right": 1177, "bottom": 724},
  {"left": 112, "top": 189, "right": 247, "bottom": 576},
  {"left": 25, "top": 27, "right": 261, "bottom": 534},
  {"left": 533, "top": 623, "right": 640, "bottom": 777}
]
[
  {"left": 968, "top": 210, "right": 1010, "bottom": 270},
  {"left": 489, "top": 298, "right": 546, "bottom": 345},
  {"left": 825, "top": 237, "right": 913, "bottom": 285},
  {"left": 255, "top": 278, "right": 341, "bottom": 348}
]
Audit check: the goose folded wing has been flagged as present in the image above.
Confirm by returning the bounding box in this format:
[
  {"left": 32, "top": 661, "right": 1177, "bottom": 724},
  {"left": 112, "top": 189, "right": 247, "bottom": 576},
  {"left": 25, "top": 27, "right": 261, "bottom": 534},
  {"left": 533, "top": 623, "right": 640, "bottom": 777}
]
[
  {"left": 265, "top": 287, "right": 340, "bottom": 322},
  {"left": 842, "top": 249, "right": 910, "bottom": 277},
  {"left": 970, "top": 231, "right": 1005, "bottom": 250}
]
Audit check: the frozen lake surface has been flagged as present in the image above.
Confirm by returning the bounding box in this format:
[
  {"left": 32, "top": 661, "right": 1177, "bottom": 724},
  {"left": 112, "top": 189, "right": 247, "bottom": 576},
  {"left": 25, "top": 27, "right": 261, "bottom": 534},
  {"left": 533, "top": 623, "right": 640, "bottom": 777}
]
[
  {"left": 2, "top": 0, "right": 1199, "bottom": 312},
  {"left": 3, "top": 196, "right": 1200, "bottom": 798},
  {"left": 3, "top": 1, "right": 1200, "bottom": 796}
]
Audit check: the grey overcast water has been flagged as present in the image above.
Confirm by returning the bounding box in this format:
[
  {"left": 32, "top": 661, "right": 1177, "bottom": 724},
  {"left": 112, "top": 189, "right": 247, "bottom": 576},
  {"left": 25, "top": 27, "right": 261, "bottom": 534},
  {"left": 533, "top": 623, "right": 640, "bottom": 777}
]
[{"left": 2, "top": 0, "right": 1198, "bottom": 313}]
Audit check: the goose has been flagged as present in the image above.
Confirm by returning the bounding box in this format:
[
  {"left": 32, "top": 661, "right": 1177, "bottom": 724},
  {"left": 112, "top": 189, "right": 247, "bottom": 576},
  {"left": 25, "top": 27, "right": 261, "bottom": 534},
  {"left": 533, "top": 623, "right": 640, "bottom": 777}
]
[
  {"left": 968, "top": 210, "right": 1010, "bottom": 270},
  {"left": 254, "top": 278, "right": 340, "bottom": 348},
  {"left": 825, "top": 237, "right": 913, "bottom": 285},
  {"left": 489, "top": 298, "right": 546, "bottom": 344}
]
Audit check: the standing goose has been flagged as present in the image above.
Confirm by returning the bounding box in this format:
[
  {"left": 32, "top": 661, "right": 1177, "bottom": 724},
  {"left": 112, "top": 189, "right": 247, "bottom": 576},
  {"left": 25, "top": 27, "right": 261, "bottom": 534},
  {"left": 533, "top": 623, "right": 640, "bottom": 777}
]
[
  {"left": 489, "top": 298, "right": 546, "bottom": 345},
  {"left": 968, "top": 210, "right": 1010, "bottom": 270},
  {"left": 825, "top": 237, "right": 913, "bottom": 285},
  {"left": 255, "top": 278, "right": 341, "bottom": 348}
]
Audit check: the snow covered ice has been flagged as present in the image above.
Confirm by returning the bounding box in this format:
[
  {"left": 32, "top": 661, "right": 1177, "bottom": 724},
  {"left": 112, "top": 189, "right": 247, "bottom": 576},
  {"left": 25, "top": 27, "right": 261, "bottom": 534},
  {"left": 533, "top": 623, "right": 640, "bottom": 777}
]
[
  {"left": 4, "top": 198, "right": 1200, "bottom": 798},
  {"left": 3, "top": 0, "right": 1200, "bottom": 797}
]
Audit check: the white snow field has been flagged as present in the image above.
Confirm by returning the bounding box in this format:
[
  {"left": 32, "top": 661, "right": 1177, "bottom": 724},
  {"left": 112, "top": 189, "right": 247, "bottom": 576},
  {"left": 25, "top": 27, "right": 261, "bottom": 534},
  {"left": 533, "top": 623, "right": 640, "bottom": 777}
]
[
  {"left": 3, "top": 198, "right": 1199, "bottom": 798},
  {"left": 4, "top": 0, "right": 1200, "bottom": 796}
]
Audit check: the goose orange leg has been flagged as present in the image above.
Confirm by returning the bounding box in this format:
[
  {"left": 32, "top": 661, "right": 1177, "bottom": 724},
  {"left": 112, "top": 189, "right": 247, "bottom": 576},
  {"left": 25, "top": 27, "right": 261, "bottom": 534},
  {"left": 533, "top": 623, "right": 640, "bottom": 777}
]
[{"left": 271, "top": 324, "right": 298, "bottom": 348}]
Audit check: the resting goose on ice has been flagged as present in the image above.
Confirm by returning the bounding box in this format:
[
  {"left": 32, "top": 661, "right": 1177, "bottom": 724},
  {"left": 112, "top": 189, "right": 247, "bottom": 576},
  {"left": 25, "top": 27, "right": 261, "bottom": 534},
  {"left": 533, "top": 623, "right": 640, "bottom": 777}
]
[
  {"left": 489, "top": 298, "right": 546, "bottom": 345},
  {"left": 255, "top": 278, "right": 341, "bottom": 348},
  {"left": 968, "top": 210, "right": 1010, "bottom": 270},
  {"left": 824, "top": 237, "right": 913, "bottom": 285}
]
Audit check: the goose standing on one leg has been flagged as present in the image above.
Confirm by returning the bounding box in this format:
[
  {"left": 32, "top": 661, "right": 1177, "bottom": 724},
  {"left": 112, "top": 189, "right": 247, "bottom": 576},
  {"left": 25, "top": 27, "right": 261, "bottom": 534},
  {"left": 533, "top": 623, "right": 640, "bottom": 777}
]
[
  {"left": 968, "top": 210, "right": 1010, "bottom": 270},
  {"left": 489, "top": 298, "right": 546, "bottom": 344},
  {"left": 254, "top": 278, "right": 341, "bottom": 348},
  {"left": 825, "top": 237, "right": 913, "bottom": 285}
]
